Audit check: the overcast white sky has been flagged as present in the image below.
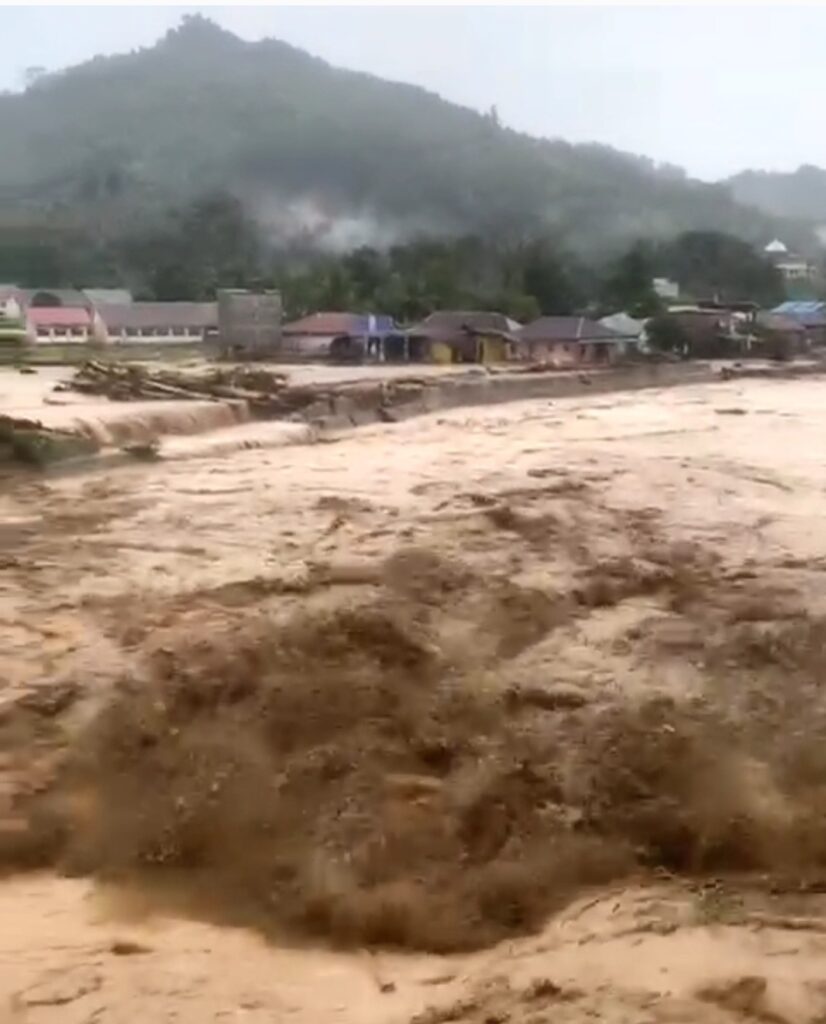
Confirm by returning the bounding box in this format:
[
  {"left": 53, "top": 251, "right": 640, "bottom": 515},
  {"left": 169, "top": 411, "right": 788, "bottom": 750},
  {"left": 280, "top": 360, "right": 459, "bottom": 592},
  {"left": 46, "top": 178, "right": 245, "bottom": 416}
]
[{"left": 4, "top": 5, "right": 824, "bottom": 181}]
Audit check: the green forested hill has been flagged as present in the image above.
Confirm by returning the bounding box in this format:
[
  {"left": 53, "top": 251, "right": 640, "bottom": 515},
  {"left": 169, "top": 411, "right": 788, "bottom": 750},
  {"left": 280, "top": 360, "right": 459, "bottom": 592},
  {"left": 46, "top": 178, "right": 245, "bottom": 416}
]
[{"left": 0, "top": 15, "right": 804, "bottom": 257}]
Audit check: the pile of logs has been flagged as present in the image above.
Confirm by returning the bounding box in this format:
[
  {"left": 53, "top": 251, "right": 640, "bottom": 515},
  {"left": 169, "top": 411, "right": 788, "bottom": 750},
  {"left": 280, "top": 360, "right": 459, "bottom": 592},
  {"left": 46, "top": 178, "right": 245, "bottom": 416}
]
[
  {"left": 63, "top": 360, "right": 439, "bottom": 426},
  {"left": 65, "top": 361, "right": 290, "bottom": 406}
]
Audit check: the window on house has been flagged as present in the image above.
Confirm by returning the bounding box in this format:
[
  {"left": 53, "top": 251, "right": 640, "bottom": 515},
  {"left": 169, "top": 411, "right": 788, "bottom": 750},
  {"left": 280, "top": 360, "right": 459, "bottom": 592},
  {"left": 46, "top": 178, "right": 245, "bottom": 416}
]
[
  {"left": 126, "top": 328, "right": 139, "bottom": 338},
  {"left": 52, "top": 328, "right": 66, "bottom": 338},
  {"left": 69, "top": 327, "right": 84, "bottom": 338}
]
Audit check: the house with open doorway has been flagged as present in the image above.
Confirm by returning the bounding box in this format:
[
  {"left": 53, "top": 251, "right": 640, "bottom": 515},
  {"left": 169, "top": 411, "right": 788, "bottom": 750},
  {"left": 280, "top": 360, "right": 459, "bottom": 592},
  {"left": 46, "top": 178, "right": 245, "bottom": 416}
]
[
  {"left": 281, "top": 312, "right": 400, "bottom": 361},
  {"left": 404, "top": 312, "right": 519, "bottom": 364},
  {"left": 514, "top": 316, "right": 630, "bottom": 366}
]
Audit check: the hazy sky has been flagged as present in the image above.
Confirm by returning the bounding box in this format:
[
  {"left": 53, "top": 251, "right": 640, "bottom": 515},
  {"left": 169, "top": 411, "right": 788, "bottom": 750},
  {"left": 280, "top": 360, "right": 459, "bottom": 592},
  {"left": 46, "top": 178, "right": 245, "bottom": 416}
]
[{"left": 5, "top": 5, "right": 824, "bottom": 181}]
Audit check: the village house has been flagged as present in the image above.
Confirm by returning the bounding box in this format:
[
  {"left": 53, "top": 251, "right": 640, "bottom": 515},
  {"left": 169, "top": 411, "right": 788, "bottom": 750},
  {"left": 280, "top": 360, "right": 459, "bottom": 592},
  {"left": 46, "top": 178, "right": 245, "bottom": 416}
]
[
  {"left": 663, "top": 307, "right": 742, "bottom": 358},
  {"left": 282, "top": 312, "right": 399, "bottom": 361},
  {"left": 599, "top": 312, "right": 646, "bottom": 349},
  {"left": 98, "top": 302, "right": 217, "bottom": 344},
  {"left": 750, "top": 312, "right": 808, "bottom": 360},
  {"left": 21, "top": 289, "right": 106, "bottom": 344},
  {"left": 772, "top": 300, "right": 826, "bottom": 346},
  {"left": 764, "top": 240, "right": 814, "bottom": 282},
  {"left": 28, "top": 306, "right": 103, "bottom": 344},
  {"left": 514, "top": 316, "right": 629, "bottom": 366},
  {"left": 405, "top": 312, "right": 518, "bottom": 364}
]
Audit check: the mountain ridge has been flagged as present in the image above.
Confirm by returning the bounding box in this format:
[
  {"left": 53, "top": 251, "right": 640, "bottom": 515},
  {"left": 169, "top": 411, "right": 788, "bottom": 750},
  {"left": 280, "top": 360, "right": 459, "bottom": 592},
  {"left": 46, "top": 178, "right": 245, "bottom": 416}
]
[{"left": 0, "top": 15, "right": 815, "bottom": 256}]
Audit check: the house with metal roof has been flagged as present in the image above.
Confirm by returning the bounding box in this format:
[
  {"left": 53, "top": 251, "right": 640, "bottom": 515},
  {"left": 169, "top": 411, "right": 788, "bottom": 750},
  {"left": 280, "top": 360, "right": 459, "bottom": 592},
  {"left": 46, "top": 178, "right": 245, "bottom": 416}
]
[
  {"left": 599, "top": 312, "right": 646, "bottom": 342},
  {"left": 764, "top": 241, "right": 815, "bottom": 282},
  {"left": 750, "top": 312, "right": 809, "bottom": 360},
  {"left": 282, "top": 312, "right": 399, "bottom": 361},
  {"left": 772, "top": 300, "right": 826, "bottom": 325},
  {"left": 99, "top": 302, "right": 217, "bottom": 344},
  {"left": 28, "top": 306, "right": 106, "bottom": 345},
  {"left": 772, "top": 301, "right": 826, "bottom": 344},
  {"left": 405, "top": 311, "right": 518, "bottom": 364},
  {"left": 515, "top": 316, "right": 630, "bottom": 367}
]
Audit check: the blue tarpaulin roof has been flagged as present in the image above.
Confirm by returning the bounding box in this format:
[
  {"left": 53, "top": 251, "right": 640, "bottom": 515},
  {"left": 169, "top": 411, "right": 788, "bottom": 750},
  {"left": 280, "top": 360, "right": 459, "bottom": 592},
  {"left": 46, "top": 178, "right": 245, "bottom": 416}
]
[{"left": 772, "top": 301, "right": 826, "bottom": 326}]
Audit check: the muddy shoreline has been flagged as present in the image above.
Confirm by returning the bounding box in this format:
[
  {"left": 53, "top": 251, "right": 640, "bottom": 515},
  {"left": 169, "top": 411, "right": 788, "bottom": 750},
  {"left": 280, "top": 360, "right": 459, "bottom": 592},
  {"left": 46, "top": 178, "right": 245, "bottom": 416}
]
[
  {"left": 4, "top": 360, "right": 826, "bottom": 471},
  {"left": 0, "top": 361, "right": 735, "bottom": 469}
]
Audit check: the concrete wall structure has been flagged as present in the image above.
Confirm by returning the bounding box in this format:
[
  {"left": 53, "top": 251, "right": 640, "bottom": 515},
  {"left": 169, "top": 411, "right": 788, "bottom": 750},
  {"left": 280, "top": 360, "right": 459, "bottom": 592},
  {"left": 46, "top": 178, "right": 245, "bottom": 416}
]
[{"left": 217, "top": 289, "right": 282, "bottom": 359}]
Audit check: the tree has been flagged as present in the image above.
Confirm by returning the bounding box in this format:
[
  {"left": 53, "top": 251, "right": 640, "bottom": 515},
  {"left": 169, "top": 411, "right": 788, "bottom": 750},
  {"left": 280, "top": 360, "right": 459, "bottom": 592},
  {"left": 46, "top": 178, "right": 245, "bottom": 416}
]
[
  {"left": 500, "top": 292, "right": 540, "bottom": 323},
  {"left": 601, "top": 241, "right": 662, "bottom": 317},
  {"left": 646, "top": 314, "right": 688, "bottom": 355},
  {"left": 519, "top": 240, "right": 583, "bottom": 314},
  {"left": 120, "top": 191, "right": 262, "bottom": 299},
  {"left": 659, "top": 231, "right": 784, "bottom": 306}
]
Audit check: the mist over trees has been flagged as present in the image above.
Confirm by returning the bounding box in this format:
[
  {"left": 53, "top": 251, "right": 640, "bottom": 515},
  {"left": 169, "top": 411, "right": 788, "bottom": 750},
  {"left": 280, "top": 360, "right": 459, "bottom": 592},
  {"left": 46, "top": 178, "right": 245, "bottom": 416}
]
[
  {"left": 0, "top": 16, "right": 812, "bottom": 259},
  {"left": 0, "top": 187, "right": 786, "bottom": 319},
  {"left": 0, "top": 16, "right": 802, "bottom": 316},
  {"left": 729, "top": 166, "right": 826, "bottom": 223}
]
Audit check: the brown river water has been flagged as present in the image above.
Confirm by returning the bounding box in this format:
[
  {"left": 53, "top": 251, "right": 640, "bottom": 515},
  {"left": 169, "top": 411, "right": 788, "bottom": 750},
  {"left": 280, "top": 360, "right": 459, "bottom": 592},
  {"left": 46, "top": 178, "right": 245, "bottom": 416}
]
[{"left": 4, "top": 373, "right": 826, "bottom": 1022}]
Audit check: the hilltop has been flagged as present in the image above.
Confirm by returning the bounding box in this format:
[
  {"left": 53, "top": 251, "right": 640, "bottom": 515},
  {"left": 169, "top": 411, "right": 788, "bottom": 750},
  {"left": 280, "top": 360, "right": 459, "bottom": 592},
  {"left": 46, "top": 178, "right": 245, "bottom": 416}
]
[{"left": 0, "top": 15, "right": 807, "bottom": 256}]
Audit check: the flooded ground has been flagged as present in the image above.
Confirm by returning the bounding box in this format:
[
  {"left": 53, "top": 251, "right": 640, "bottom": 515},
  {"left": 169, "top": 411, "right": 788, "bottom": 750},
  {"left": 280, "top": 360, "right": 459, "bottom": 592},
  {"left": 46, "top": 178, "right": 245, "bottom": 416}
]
[{"left": 4, "top": 376, "right": 826, "bottom": 1021}]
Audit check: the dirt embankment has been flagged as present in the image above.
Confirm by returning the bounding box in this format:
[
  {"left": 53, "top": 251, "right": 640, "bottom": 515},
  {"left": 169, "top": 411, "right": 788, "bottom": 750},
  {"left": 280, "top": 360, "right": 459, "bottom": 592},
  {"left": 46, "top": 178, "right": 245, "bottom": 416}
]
[{"left": 2, "top": 361, "right": 721, "bottom": 466}]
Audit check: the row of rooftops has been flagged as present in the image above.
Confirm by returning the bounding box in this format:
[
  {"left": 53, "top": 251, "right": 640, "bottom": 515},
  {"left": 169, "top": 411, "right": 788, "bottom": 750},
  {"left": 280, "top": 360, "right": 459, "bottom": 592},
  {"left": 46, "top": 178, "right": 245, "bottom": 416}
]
[
  {"left": 283, "top": 311, "right": 637, "bottom": 343},
  {"left": 0, "top": 287, "right": 217, "bottom": 333},
  {"left": 4, "top": 283, "right": 825, "bottom": 344},
  {"left": 1, "top": 291, "right": 643, "bottom": 345},
  {"left": 280, "top": 304, "right": 826, "bottom": 343}
]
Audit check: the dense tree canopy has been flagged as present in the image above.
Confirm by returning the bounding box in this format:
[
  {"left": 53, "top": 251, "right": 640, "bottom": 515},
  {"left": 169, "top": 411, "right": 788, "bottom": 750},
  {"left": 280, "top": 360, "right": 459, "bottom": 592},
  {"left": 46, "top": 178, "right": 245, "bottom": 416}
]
[
  {"left": 657, "top": 231, "right": 784, "bottom": 306},
  {"left": 599, "top": 242, "right": 663, "bottom": 317},
  {"left": 0, "top": 186, "right": 792, "bottom": 323},
  {"left": 119, "top": 192, "right": 262, "bottom": 300},
  {"left": 0, "top": 15, "right": 809, "bottom": 261}
]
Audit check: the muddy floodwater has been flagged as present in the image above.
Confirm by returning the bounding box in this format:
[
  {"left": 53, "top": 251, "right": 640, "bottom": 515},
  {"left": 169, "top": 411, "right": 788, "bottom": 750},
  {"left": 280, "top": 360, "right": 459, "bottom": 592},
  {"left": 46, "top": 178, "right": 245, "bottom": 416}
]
[{"left": 5, "top": 376, "right": 826, "bottom": 1022}]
